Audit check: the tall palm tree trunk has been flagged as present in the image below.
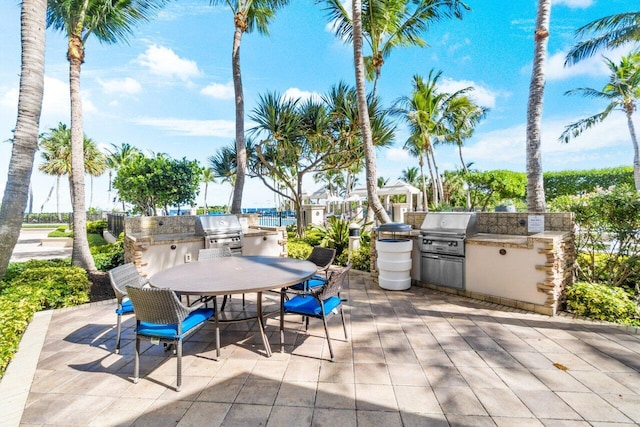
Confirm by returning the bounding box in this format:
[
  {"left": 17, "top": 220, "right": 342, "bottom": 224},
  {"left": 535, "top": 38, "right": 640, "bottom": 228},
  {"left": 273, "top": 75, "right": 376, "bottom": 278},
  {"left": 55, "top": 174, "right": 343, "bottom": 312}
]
[
  {"left": 353, "top": 0, "right": 390, "bottom": 225},
  {"left": 525, "top": 0, "right": 550, "bottom": 212},
  {"left": 0, "top": 0, "right": 47, "bottom": 279},
  {"left": 231, "top": 21, "right": 246, "bottom": 214},
  {"left": 56, "top": 175, "right": 61, "bottom": 221},
  {"left": 419, "top": 154, "right": 429, "bottom": 211},
  {"left": 625, "top": 106, "right": 640, "bottom": 191},
  {"left": 68, "top": 38, "right": 96, "bottom": 271},
  {"left": 425, "top": 149, "right": 438, "bottom": 205},
  {"left": 429, "top": 145, "right": 445, "bottom": 203}
]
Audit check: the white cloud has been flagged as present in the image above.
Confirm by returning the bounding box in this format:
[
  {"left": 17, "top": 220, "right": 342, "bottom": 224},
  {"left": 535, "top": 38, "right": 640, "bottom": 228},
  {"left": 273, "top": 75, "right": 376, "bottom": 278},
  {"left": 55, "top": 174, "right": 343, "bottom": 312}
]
[
  {"left": 98, "top": 77, "right": 141, "bottom": 95},
  {"left": 283, "top": 87, "right": 322, "bottom": 103},
  {"left": 462, "top": 113, "right": 630, "bottom": 170},
  {"left": 136, "top": 45, "right": 201, "bottom": 81},
  {"left": 552, "top": 0, "right": 593, "bottom": 9},
  {"left": 201, "top": 81, "right": 234, "bottom": 99},
  {"left": 528, "top": 47, "right": 628, "bottom": 81},
  {"left": 438, "top": 78, "right": 500, "bottom": 109},
  {"left": 133, "top": 117, "right": 235, "bottom": 137},
  {"left": 385, "top": 147, "right": 411, "bottom": 162}
]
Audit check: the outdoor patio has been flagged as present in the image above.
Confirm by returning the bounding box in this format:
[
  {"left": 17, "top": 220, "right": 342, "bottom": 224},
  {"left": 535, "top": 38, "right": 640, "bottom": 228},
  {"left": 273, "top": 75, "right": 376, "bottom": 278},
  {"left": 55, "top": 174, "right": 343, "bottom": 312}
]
[{"left": 2, "top": 270, "right": 640, "bottom": 426}]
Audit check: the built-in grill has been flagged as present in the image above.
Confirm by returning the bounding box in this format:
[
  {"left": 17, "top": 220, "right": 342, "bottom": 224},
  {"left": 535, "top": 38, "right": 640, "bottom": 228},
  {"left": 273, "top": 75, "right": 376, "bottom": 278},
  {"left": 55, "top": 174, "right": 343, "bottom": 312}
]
[
  {"left": 419, "top": 212, "right": 477, "bottom": 289},
  {"left": 195, "top": 214, "right": 244, "bottom": 255}
]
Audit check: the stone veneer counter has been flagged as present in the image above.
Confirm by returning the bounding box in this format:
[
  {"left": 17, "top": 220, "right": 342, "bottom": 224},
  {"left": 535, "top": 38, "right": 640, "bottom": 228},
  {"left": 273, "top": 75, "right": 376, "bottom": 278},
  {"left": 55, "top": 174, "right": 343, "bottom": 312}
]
[{"left": 467, "top": 231, "right": 569, "bottom": 248}]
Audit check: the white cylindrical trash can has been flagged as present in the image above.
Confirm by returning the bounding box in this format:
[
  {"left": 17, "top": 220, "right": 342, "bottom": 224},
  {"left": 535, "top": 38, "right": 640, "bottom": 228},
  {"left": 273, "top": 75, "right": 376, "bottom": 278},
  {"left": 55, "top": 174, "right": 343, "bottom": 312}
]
[{"left": 376, "top": 223, "right": 413, "bottom": 290}]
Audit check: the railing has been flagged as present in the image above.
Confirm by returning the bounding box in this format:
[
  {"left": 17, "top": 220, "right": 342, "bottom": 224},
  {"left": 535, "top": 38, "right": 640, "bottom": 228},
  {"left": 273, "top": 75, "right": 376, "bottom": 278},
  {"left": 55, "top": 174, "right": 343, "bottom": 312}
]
[
  {"left": 22, "top": 212, "right": 104, "bottom": 225},
  {"left": 257, "top": 211, "right": 297, "bottom": 228},
  {"left": 107, "top": 213, "right": 126, "bottom": 238}
]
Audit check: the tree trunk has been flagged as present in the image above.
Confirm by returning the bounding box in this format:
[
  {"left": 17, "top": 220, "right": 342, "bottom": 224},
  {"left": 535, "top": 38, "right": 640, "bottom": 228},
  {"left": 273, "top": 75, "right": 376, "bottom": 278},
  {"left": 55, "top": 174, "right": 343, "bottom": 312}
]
[
  {"left": 625, "top": 107, "right": 640, "bottom": 191},
  {"left": 0, "top": 0, "right": 47, "bottom": 279},
  {"left": 419, "top": 153, "right": 429, "bottom": 212},
  {"left": 56, "top": 175, "right": 61, "bottom": 221},
  {"left": 352, "top": 0, "right": 390, "bottom": 225},
  {"left": 425, "top": 149, "right": 438, "bottom": 205},
  {"left": 525, "top": 0, "right": 550, "bottom": 212},
  {"left": 429, "top": 145, "right": 445, "bottom": 203},
  {"left": 231, "top": 22, "right": 246, "bottom": 214},
  {"left": 68, "top": 36, "right": 96, "bottom": 272}
]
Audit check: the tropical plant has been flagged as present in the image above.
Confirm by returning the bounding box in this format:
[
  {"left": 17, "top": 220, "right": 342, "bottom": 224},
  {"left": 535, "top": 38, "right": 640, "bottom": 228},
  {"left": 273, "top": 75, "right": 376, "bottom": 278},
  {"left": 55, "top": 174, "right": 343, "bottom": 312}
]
[
  {"left": 399, "top": 166, "right": 420, "bottom": 187},
  {"left": 39, "top": 123, "right": 107, "bottom": 216},
  {"left": 566, "top": 11, "right": 640, "bottom": 66},
  {"left": 525, "top": 0, "right": 551, "bottom": 212},
  {"left": 209, "top": 0, "right": 290, "bottom": 215},
  {"left": 209, "top": 142, "right": 239, "bottom": 212},
  {"left": 560, "top": 51, "right": 640, "bottom": 191},
  {"left": 565, "top": 282, "right": 638, "bottom": 325},
  {"left": 46, "top": 0, "right": 167, "bottom": 270},
  {"left": 201, "top": 168, "right": 216, "bottom": 211},
  {"left": 106, "top": 143, "right": 140, "bottom": 211},
  {"left": 322, "top": 0, "right": 469, "bottom": 98},
  {"left": 465, "top": 169, "right": 526, "bottom": 211},
  {"left": 0, "top": 0, "right": 47, "bottom": 280}
]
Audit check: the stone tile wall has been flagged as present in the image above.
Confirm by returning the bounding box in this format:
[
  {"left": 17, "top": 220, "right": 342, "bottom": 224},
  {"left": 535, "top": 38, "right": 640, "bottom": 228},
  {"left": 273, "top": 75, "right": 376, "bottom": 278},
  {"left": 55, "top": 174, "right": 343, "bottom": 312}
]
[{"left": 124, "top": 216, "right": 197, "bottom": 236}]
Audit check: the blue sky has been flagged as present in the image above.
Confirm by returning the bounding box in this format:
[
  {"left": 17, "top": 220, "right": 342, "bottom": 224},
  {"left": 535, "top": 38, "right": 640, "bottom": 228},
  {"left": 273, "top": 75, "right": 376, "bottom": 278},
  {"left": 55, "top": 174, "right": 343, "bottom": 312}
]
[{"left": 0, "top": 0, "right": 637, "bottom": 212}]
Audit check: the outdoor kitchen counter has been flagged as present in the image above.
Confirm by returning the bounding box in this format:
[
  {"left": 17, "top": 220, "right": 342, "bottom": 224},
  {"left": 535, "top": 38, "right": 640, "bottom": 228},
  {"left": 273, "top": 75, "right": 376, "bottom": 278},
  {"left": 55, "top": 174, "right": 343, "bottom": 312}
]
[
  {"left": 126, "top": 233, "right": 204, "bottom": 244},
  {"left": 467, "top": 231, "right": 569, "bottom": 249}
]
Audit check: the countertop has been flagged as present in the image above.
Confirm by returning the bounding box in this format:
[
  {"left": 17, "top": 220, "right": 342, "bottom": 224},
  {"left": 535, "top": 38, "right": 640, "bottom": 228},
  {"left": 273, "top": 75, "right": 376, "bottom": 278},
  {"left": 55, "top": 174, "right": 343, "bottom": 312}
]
[
  {"left": 126, "top": 227, "right": 279, "bottom": 244},
  {"left": 467, "top": 231, "right": 570, "bottom": 248}
]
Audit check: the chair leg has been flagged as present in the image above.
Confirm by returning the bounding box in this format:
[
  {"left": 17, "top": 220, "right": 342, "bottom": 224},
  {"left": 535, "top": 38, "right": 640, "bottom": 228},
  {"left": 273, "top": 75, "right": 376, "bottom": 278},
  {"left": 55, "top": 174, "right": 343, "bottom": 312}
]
[
  {"left": 321, "top": 315, "right": 334, "bottom": 362},
  {"left": 115, "top": 314, "right": 122, "bottom": 354},
  {"left": 133, "top": 337, "right": 140, "bottom": 383},
  {"left": 214, "top": 297, "right": 220, "bottom": 360},
  {"left": 176, "top": 339, "right": 182, "bottom": 392},
  {"left": 340, "top": 306, "right": 348, "bottom": 340},
  {"left": 280, "top": 291, "right": 285, "bottom": 353},
  {"left": 220, "top": 295, "right": 228, "bottom": 311}
]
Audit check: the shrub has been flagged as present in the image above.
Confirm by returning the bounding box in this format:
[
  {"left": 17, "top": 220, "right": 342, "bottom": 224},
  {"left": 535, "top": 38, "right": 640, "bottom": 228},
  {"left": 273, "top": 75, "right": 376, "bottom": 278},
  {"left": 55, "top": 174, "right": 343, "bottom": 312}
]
[
  {"left": 86, "top": 220, "right": 108, "bottom": 235},
  {"left": 87, "top": 233, "right": 108, "bottom": 248},
  {"left": 287, "top": 240, "right": 313, "bottom": 260},
  {"left": 302, "top": 228, "right": 324, "bottom": 246},
  {"left": 565, "top": 282, "right": 639, "bottom": 325},
  {"left": 91, "top": 241, "right": 125, "bottom": 272},
  {"left": 349, "top": 245, "right": 372, "bottom": 272},
  {"left": 48, "top": 226, "right": 73, "bottom": 238},
  {"left": 0, "top": 264, "right": 91, "bottom": 376}
]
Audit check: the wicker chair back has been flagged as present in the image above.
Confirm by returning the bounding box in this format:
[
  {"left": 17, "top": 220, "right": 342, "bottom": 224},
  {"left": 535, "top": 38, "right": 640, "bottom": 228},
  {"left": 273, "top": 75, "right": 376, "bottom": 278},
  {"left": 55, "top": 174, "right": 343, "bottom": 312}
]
[
  {"left": 307, "top": 247, "right": 336, "bottom": 276},
  {"left": 126, "top": 286, "right": 191, "bottom": 326},
  {"left": 318, "top": 263, "right": 351, "bottom": 300},
  {"left": 108, "top": 263, "right": 147, "bottom": 300}
]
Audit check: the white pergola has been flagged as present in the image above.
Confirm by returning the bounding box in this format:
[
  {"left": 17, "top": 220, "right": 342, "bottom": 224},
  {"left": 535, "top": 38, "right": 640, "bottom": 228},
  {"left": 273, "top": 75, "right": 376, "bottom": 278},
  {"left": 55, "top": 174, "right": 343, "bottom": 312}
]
[{"left": 350, "top": 180, "right": 422, "bottom": 212}]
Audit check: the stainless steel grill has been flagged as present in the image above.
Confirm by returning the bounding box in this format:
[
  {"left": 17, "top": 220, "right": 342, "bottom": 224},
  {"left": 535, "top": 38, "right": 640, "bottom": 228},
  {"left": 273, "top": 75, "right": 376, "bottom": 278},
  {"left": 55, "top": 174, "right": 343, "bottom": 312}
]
[
  {"left": 419, "top": 212, "right": 477, "bottom": 289},
  {"left": 195, "top": 214, "right": 244, "bottom": 255}
]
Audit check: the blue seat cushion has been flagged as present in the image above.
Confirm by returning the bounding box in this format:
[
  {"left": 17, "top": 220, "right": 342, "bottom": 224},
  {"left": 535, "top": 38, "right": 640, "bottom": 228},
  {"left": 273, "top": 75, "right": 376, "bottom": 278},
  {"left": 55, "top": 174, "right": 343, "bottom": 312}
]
[
  {"left": 283, "top": 295, "right": 341, "bottom": 317},
  {"left": 116, "top": 299, "right": 134, "bottom": 315},
  {"left": 136, "top": 308, "right": 214, "bottom": 339},
  {"left": 289, "top": 277, "right": 326, "bottom": 291}
]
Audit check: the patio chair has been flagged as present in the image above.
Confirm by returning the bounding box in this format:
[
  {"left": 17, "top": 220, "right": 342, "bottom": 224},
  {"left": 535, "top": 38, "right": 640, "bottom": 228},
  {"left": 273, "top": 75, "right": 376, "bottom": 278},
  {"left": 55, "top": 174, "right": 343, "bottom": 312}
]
[
  {"left": 108, "top": 263, "right": 148, "bottom": 354},
  {"left": 197, "top": 247, "right": 243, "bottom": 310},
  {"left": 125, "top": 285, "right": 214, "bottom": 391},
  {"left": 287, "top": 246, "right": 336, "bottom": 293},
  {"left": 280, "top": 263, "right": 350, "bottom": 362}
]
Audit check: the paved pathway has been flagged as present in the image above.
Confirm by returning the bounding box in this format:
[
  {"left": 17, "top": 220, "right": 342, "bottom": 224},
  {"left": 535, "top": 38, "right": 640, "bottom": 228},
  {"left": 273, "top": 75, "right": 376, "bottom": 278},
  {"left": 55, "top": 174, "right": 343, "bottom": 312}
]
[
  {"left": 1, "top": 270, "right": 639, "bottom": 426},
  {"left": 11, "top": 228, "right": 71, "bottom": 262}
]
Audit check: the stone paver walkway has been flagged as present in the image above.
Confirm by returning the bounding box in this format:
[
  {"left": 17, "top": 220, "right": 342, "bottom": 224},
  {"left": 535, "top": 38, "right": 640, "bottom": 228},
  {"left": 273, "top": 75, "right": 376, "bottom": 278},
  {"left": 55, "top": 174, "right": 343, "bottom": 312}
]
[{"left": 2, "top": 270, "right": 639, "bottom": 426}]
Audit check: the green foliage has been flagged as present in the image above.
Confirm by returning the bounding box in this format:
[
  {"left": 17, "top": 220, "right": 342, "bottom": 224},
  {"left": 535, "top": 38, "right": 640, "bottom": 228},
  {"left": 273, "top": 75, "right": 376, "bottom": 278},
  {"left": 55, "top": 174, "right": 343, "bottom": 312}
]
[
  {"left": 310, "top": 216, "right": 351, "bottom": 257},
  {"left": 287, "top": 239, "right": 313, "bottom": 260},
  {"left": 349, "top": 243, "right": 372, "bottom": 272},
  {"left": 302, "top": 228, "right": 324, "bottom": 246},
  {"left": 87, "top": 233, "right": 107, "bottom": 247},
  {"left": 86, "top": 220, "right": 108, "bottom": 234},
  {"left": 0, "top": 264, "right": 91, "bottom": 376},
  {"left": 565, "top": 282, "right": 639, "bottom": 325},
  {"left": 465, "top": 169, "right": 526, "bottom": 211},
  {"left": 48, "top": 225, "right": 72, "bottom": 238},
  {"left": 544, "top": 167, "right": 634, "bottom": 200},
  {"left": 91, "top": 241, "right": 125, "bottom": 272},
  {"left": 549, "top": 184, "right": 640, "bottom": 291},
  {"left": 113, "top": 153, "right": 202, "bottom": 215}
]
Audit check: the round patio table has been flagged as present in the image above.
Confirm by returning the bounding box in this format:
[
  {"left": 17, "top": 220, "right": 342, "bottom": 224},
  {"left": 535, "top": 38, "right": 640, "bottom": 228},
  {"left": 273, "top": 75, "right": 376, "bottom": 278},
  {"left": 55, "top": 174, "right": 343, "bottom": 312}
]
[{"left": 149, "top": 256, "right": 317, "bottom": 357}]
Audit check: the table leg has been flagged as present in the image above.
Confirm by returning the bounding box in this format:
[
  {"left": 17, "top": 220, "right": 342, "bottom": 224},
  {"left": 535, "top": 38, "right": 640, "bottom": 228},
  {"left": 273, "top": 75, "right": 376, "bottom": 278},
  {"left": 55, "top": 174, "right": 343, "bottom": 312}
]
[
  {"left": 256, "top": 291, "right": 272, "bottom": 357},
  {"left": 214, "top": 296, "right": 220, "bottom": 359}
]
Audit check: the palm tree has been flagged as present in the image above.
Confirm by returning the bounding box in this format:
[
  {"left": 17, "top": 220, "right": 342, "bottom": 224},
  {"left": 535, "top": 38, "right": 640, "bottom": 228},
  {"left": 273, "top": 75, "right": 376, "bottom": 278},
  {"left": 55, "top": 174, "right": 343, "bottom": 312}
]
[
  {"left": 443, "top": 93, "right": 488, "bottom": 173},
  {"left": 39, "top": 123, "right": 70, "bottom": 221},
  {"left": 201, "top": 168, "right": 216, "bottom": 211},
  {"left": 0, "top": 0, "right": 47, "bottom": 279},
  {"left": 352, "top": 0, "right": 391, "bottom": 224},
  {"left": 323, "top": 0, "right": 469, "bottom": 98},
  {"left": 209, "top": 143, "right": 238, "bottom": 212},
  {"left": 46, "top": 0, "right": 167, "bottom": 270},
  {"left": 566, "top": 12, "right": 640, "bottom": 65},
  {"left": 560, "top": 51, "right": 640, "bottom": 190},
  {"left": 400, "top": 166, "right": 419, "bottom": 187},
  {"left": 209, "top": 0, "right": 290, "bottom": 215},
  {"left": 39, "top": 123, "right": 108, "bottom": 213},
  {"left": 525, "top": 0, "right": 551, "bottom": 212},
  {"left": 106, "top": 142, "right": 140, "bottom": 211}
]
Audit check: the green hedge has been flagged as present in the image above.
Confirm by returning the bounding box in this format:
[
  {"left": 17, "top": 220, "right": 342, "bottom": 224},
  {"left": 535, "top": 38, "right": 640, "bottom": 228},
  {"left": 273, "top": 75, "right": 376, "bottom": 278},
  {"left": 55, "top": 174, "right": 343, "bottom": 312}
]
[
  {"left": 0, "top": 262, "right": 90, "bottom": 377},
  {"left": 544, "top": 166, "right": 633, "bottom": 200},
  {"left": 91, "top": 241, "right": 125, "bottom": 271}
]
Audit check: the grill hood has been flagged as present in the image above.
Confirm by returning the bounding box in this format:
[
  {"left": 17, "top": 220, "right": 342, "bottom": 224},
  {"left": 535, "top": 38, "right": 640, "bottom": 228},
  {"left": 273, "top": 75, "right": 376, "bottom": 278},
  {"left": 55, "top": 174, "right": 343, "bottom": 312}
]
[
  {"left": 195, "top": 214, "right": 242, "bottom": 236},
  {"left": 420, "top": 212, "right": 477, "bottom": 238}
]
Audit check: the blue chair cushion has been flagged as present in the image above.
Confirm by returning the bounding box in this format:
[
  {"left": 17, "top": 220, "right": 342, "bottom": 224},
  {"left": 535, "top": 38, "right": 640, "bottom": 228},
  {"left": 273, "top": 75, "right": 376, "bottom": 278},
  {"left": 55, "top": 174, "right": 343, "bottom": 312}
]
[
  {"left": 289, "top": 277, "right": 326, "bottom": 291},
  {"left": 283, "top": 295, "right": 342, "bottom": 317},
  {"left": 137, "top": 308, "right": 214, "bottom": 339},
  {"left": 116, "top": 299, "right": 134, "bottom": 315}
]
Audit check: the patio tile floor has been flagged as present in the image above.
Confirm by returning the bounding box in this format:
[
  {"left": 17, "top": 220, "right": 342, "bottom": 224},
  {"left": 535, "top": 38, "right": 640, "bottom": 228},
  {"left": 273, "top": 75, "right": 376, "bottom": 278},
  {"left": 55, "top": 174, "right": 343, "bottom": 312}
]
[{"left": 1, "top": 270, "right": 639, "bottom": 426}]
